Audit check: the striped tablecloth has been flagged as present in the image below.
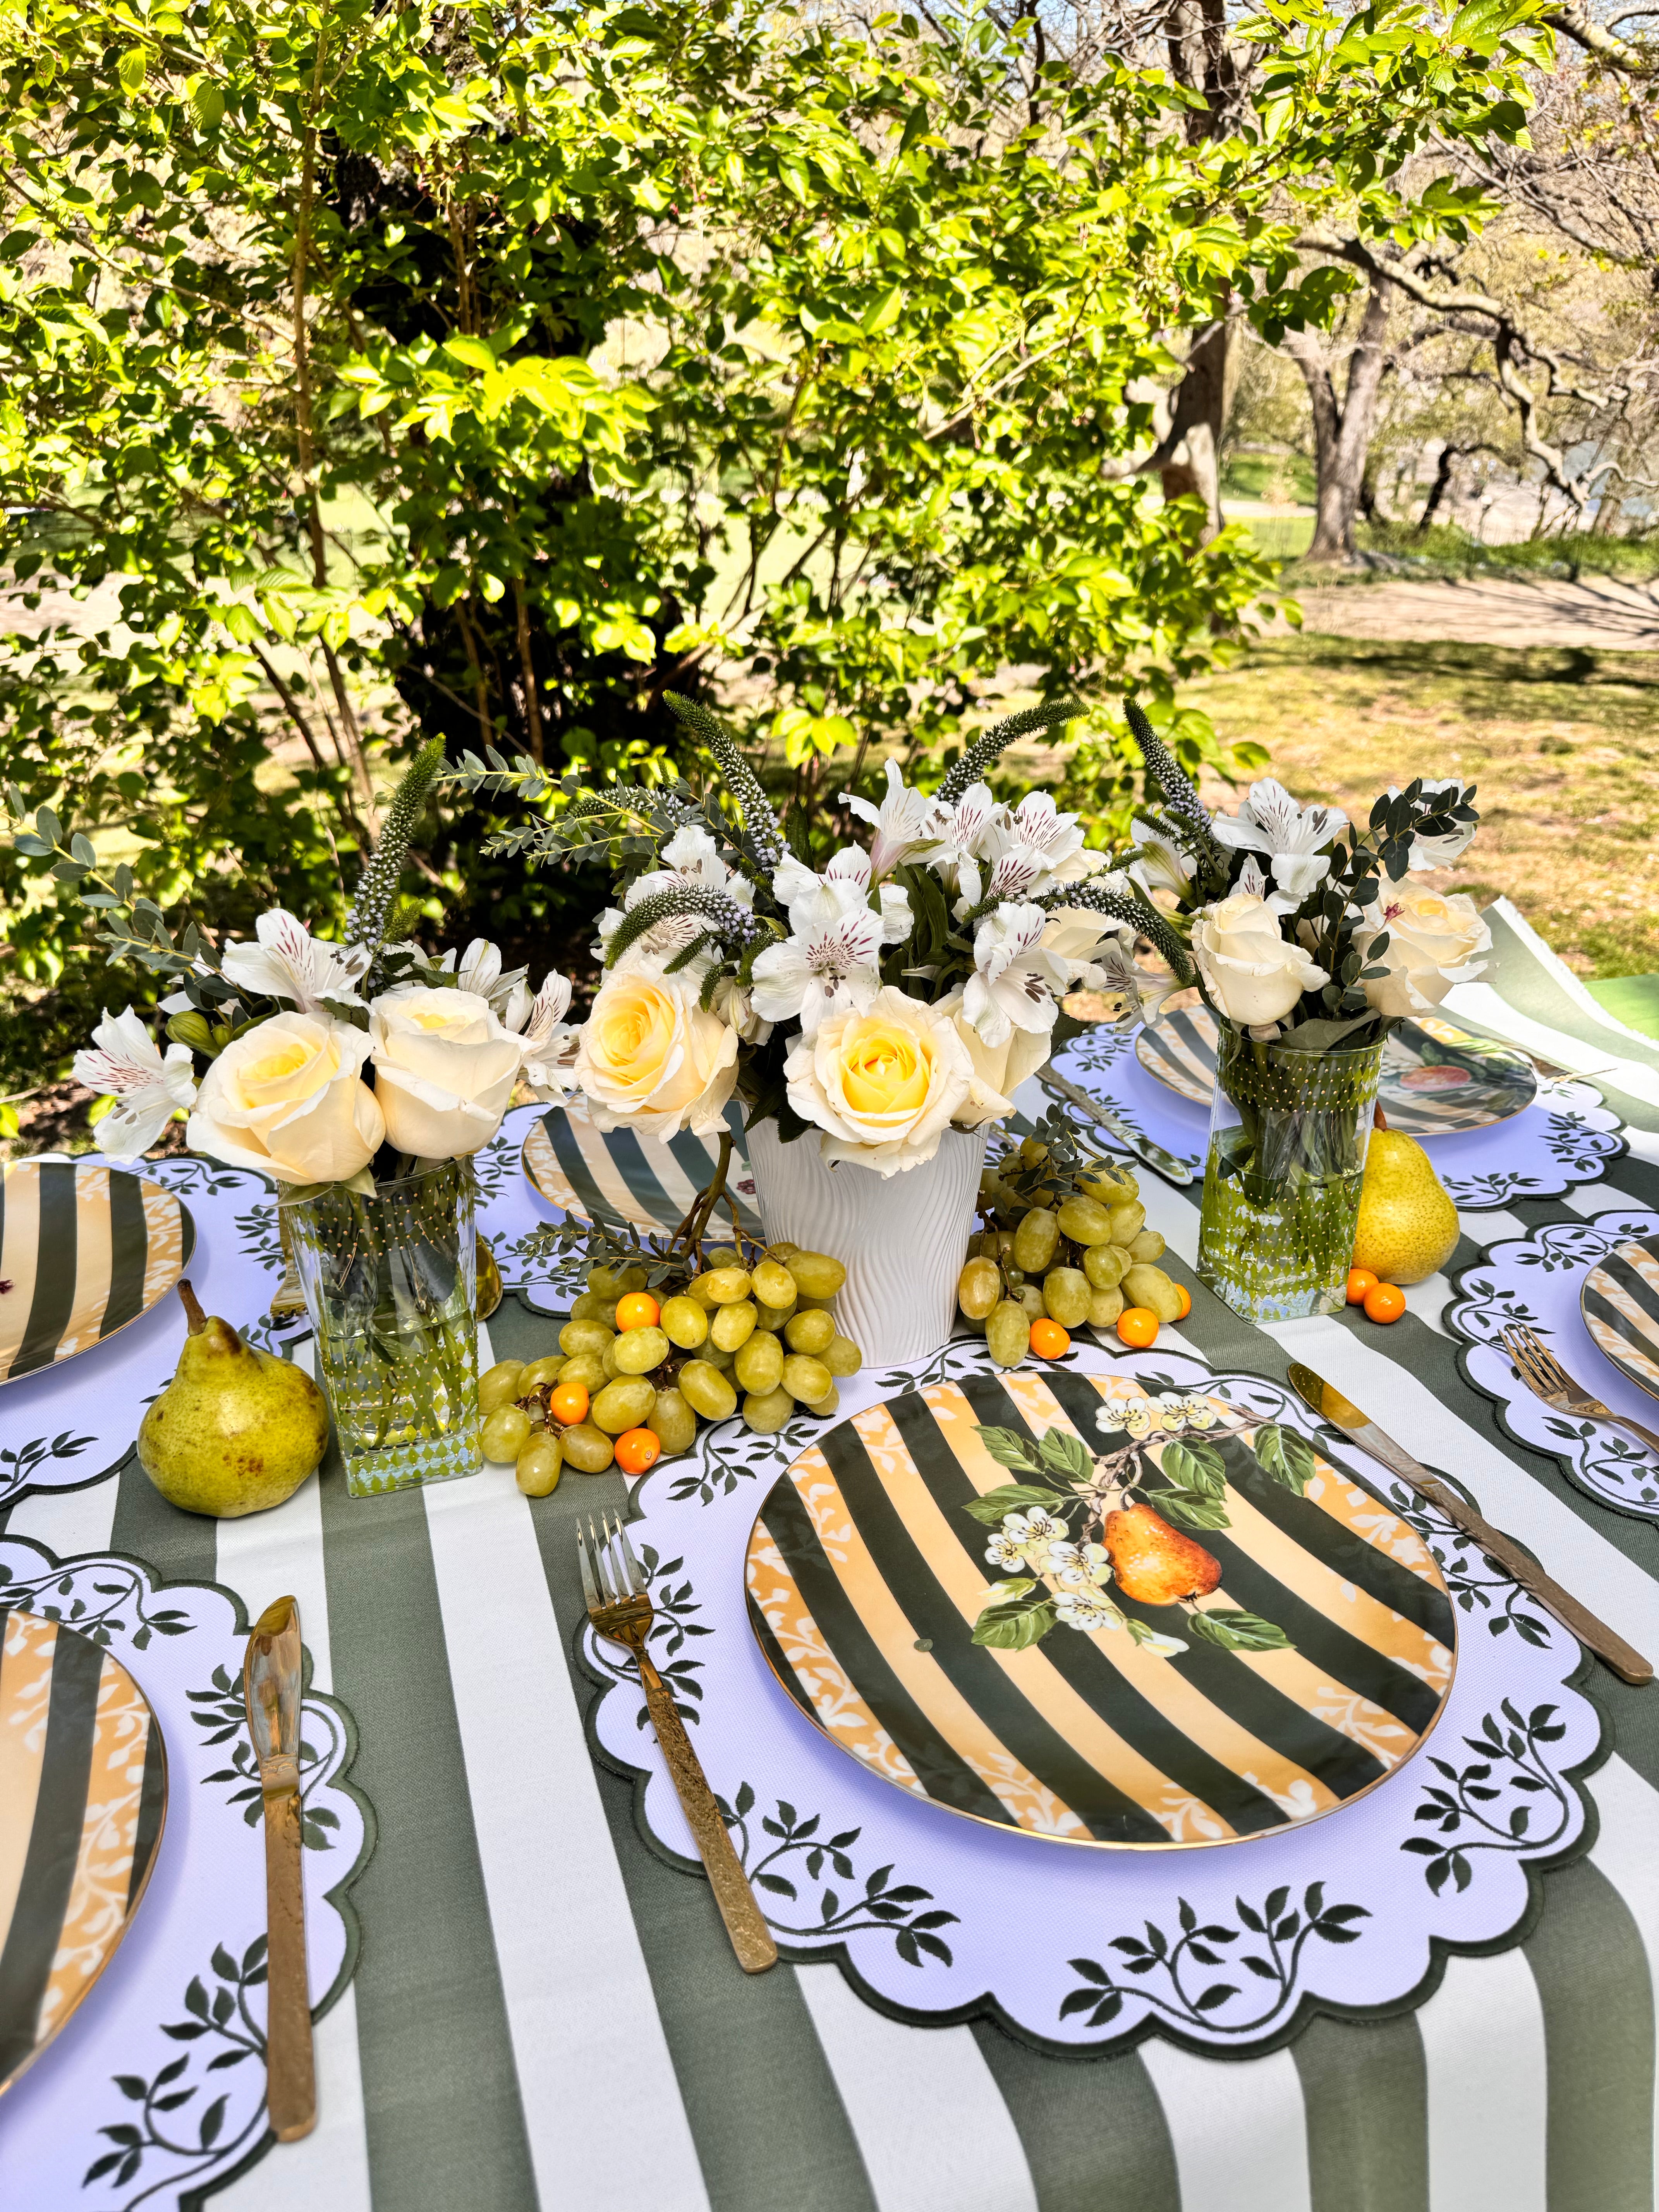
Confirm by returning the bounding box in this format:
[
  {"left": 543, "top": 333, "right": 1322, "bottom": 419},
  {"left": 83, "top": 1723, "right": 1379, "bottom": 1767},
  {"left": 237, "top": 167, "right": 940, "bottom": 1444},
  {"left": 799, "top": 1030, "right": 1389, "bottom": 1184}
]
[{"left": 7, "top": 903, "right": 1659, "bottom": 2212}]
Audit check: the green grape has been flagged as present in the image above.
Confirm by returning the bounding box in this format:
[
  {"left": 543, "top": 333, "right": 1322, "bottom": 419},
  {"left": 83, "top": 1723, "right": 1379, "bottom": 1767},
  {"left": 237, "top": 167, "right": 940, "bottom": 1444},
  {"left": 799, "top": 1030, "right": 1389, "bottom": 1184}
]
[
  {"left": 515, "top": 1433, "right": 563, "bottom": 1497},
  {"left": 1042, "top": 1267, "right": 1092, "bottom": 1328},
  {"left": 601, "top": 1338, "right": 623, "bottom": 1379},
  {"left": 616, "top": 1265, "right": 650, "bottom": 1292},
  {"left": 711, "top": 1300, "right": 758, "bottom": 1352},
  {"left": 734, "top": 1331, "right": 784, "bottom": 1395},
  {"left": 586, "top": 1266, "right": 620, "bottom": 1299},
  {"left": 519, "top": 1354, "right": 564, "bottom": 1392},
  {"left": 659, "top": 1295, "right": 709, "bottom": 1349},
  {"left": 705, "top": 1245, "right": 742, "bottom": 1268},
  {"left": 568, "top": 1290, "right": 613, "bottom": 1322},
  {"left": 803, "top": 1382, "right": 840, "bottom": 1419},
  {"left": 558, "top": 1352, "right": 607, "bottom": 1395},
  {"left": 754, "top": 1295, "right": 796, "bottom": 1331},
  {"left": 647, "top": 1388, "right": 697, "bottom": 1456},
  {"left": 614, "top": 1324, "right": 670, "bottom": 1375},
  {"left": 751, "top": 1258, "right": 797, "bottom": 1309},
  {"left": 701, "top": 1341, "right": 736, "bottom": 1373},
  {"left": 957, "top": 1257, "right": 1001, "bottom": 1319},
  {"left": 1012, "top": 1207, "right": 1059, "bottom": 1273},
  {"left": 679, "top": 1360, "right": 738, "bottom": 1420},
  {"left": 1089, "top": 1285, "right": 1125, "bottom": 1328},
  {"left": 477, "top": 1360, "right": 525, "bottom": 1416},
  {"left": 1055, "top": 1195, "right": 1114, "bottom": 1247},
  {"left": 1083, "top": 1243, "right": 1129, "bottom": 1290},
  {"left": 481, "top": 1405, "right": 531, "bottom": 1462},
  {"left": 1015, "top": 1284, "right": 1046, "bottom": 1321},
  {"left": 788, "top": 1250, "right": 846, "bottom": 1298},
  {"left": 561, "top": 1423, "right": 616, "bottom": 1473},
  {"left": 783, "top": 1308, "right": 835, "bottom": 1356},
  {"left": 1108, "top": 1200, "right": 1147, "bottom": 1244},
  {"left": 1129, "top": 1229, "right": 1166, "bottom": 1264},
  {"left": 1122, "top": 1264, "right": 1184, "bottom": 1322},
  {"left": 591, "top": 1378, "right": 658, "bottom": 1434},
  {"left": 822, "top": 1334, "right": 862, "bottom": 1377},
  {"left": 560, "top": 1317, "right": 615, "bottom": 1358},
  {"left": 703, "top": 1266, "right": 752, "bottom": 1305},
  {"left": 986, "top": 1300, "right": 1032, "bottom": 1368},
  {"left": 742, "top": 1386, "right": 795, "bottom": 1434},
  {"left": 1019, "top": 1136, "right": 1049, "bottom": 1168},
  {"left": 763, "top": 1240, "right": 800, "bottom": 1262},
  {"left": 781, "top": 1353, "right": 833, "bottom": 1403}
]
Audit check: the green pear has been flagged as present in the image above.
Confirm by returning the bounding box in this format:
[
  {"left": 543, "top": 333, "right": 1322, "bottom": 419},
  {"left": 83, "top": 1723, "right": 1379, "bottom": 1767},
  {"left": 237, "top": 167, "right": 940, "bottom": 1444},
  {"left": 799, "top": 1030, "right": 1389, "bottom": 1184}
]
[
  {"left": 1353, "top": 1127, "right": 1459, "bottom": 1287},
  {"left": 138, "top": 1281, "right": 329, "bottom": 1517}
]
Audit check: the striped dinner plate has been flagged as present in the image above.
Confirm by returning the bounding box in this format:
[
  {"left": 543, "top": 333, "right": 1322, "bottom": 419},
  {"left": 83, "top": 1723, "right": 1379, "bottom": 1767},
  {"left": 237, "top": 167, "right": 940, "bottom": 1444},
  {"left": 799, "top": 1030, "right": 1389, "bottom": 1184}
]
[
  {"left": 746, "top": 1369, "right": 1456, "bottom": 1850},
  {"left": 522, "top": 1101, "right": 763, "bottom": 1240},
  {"left": 1135, "top": 1006, "right": 1537, "bottom": 1136},
  {"left": 1582, "top": 1238, "right": 1659, "bottom": 1404},
  {"left": 0, "top": 1608, "right": 167, "bottom": 2092},
  {"left": 0, "top": 1161, "right": 195, "bottom": 1386}
]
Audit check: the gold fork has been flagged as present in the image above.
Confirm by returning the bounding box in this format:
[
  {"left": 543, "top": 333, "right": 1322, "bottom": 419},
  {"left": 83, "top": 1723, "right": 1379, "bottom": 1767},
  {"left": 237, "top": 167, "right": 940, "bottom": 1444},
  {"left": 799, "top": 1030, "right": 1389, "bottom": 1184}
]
[
  {"left": 1500, "top": 1323, "right": 1659, "bottom": 1458},
  {"left": 578, "top": 1513, "right": 777, "bottom": 1975}
]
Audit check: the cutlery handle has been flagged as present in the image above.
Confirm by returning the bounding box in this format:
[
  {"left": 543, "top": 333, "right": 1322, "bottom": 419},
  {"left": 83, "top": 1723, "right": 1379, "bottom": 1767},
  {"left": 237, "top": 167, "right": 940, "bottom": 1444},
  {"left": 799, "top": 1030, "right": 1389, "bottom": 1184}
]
[
  {"left": 262, "top": 1788, "right": 317, "bottom": 2140},
  {"left": 1610, "top": 1412, "right": 1659, "bottom": 1460},
  {"left": 637, "top": 1654, "right": 778, "bottom": 1973},
  {"left": 1402, "top": 1470, "right": 1654, "bottom": 1686}
]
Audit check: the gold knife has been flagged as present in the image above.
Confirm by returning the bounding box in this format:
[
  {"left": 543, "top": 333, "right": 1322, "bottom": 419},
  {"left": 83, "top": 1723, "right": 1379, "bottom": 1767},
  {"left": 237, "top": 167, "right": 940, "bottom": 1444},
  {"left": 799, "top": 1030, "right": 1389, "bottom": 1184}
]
[
  {"left": 244, "top": 1596, "right": 317, "bottom": 2141},
  {"left": 1286, "top": 1364, "right": 1653, "bottom": 1687}
]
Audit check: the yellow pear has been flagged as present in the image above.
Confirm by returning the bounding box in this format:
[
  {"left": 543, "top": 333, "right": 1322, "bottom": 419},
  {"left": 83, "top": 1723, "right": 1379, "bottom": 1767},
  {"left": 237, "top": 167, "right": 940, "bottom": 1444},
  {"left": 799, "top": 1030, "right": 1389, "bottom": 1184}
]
[
  {"left": 138, "top": 1281, "right": 330, "bottom": 1516},
  {"left": 1353, "top": 1128, "right": 1458, "bottom": 1286}
]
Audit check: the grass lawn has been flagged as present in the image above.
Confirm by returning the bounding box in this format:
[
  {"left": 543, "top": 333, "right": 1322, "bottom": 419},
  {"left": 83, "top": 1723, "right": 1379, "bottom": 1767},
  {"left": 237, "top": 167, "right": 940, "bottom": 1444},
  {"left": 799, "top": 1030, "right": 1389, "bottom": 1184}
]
[{"left": 1185, "top": 633, "right": 1659, "bottom": 979}]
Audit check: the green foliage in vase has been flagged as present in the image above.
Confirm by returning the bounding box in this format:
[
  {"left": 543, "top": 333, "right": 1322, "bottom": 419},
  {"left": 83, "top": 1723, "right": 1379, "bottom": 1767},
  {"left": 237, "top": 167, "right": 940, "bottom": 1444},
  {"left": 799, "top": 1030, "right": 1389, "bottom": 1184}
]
[{"left": 0, "top": 0, "right": 1548, "bottom": 1088}]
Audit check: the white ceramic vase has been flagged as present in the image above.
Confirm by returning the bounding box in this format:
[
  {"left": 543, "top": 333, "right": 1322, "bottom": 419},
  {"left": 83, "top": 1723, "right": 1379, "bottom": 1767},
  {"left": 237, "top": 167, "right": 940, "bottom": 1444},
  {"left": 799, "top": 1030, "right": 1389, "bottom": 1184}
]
[{"left": 744, "top": 1117, "right": 983, "bottom": 1366}]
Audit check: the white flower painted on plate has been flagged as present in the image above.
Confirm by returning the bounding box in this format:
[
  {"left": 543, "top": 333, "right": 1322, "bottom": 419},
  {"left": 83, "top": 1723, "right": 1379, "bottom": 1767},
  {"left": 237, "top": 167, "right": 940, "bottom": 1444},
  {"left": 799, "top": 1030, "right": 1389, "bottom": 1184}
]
[{"left": 1056, "top": 1589, "right": 1124, "bottom": 1632}]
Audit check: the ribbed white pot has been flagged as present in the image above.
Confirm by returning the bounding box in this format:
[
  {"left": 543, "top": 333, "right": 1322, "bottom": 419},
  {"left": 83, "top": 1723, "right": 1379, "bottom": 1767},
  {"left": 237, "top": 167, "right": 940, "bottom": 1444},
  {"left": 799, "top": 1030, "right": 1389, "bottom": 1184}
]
[{"left": 745, "top": 1118, "right": 982, "bottom": 1366}]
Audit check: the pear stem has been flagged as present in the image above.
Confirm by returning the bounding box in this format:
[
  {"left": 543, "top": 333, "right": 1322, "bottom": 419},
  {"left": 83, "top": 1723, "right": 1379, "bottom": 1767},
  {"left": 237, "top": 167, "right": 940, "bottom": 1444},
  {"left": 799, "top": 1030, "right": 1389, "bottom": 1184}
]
[
  {"left": 177, "top": 1279, "right": 207, "bottom": 1334},
  {"left": 1374, "top": 1104, "right": 1388, "bottom": 1131}
]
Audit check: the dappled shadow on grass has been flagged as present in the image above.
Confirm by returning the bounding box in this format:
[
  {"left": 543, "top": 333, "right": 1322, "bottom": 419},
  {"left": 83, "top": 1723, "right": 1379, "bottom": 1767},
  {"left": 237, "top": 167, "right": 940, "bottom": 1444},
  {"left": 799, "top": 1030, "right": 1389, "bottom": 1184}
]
[{"left": 1249, "top": 634, "right": 1659, "bottom": 696}]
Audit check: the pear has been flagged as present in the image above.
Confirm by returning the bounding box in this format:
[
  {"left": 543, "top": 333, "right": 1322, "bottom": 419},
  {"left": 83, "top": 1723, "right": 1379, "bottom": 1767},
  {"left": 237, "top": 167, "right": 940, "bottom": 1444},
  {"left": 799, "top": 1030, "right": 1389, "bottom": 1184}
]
[
  {"left": 1103, "top": 1503, "right": 1222, "bottom": 1608},
  {"left": 1353, "top": 1128, "right": 1458, "bottom": 1286},
  {"left": 138, "top": 1282, "right": 329, "bottom": 1517}
]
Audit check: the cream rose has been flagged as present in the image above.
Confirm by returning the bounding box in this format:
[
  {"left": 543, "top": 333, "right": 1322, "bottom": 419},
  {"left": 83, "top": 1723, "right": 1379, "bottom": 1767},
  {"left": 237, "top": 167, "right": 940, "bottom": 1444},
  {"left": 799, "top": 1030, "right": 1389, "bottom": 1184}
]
[
  {"left": 934, "top": 990, "right": 1046, "bottom": 1127},
  {"left": 785, "top": 987, "right": 974, "bottom": 1174},
  {"left": 1191, "top": 892, "right": 1328, "bottom": 1028},
  {"left": 575, "top": 963, "right": 739, "bottom": 1138},
  {"left": 187, "top": 1012, "right": 385, "bottom": 1184},
  {"left": 1354, "top": 888, "right": 1491, "bottom": 1017},
  {"left": 369, "top": 987, "right": 525, "bottom": 1159}
]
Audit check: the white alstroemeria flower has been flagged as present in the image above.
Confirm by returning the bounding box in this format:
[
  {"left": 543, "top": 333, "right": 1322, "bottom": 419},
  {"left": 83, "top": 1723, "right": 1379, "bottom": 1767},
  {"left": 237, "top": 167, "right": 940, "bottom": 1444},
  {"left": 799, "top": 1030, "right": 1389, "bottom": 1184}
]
[
  {"left": 74, "top": 1007, "right": 199, "bottom": 1160},
  {"left": 1128, "top": 818, "right": 1197, "bottom": 903},
  {"left": 1056, "top": 1589, "right": 1124, "bottom": 1633},
  {"left": 629, "top": 823, "right": 755, "bottom": 914},
  {"left": 219, "top": 909, "right": 372, "bottom": 1015},
  {"left": 712, "top": 974, "right": 773, "bottom": 1045},
  {"left": 1007, "top": 793, "right": 1087, "bottom": 878},
  {"left": 963, "top": 902, "right": 1069, "bottom": 1048},
  {"left": 984, "top": 1530, "right": 1029, "bottom": 1573},
  {"left": 1211, "top": 779, "right": 1348, "bottom": 905},
  {"left": 927, "top": 783, "right": 1003, "bottom": 883},
  {"left": 1076, "top": 933, "right": 1182, "bottom": 1024},
  {"left": 519, "top": 972, "right": 580, "bottom": 1101},
  {"left": 772, "top": 848, "right": 910, "bottom": 947},
  {"left": 431, "top": 938, "right": 536, "bottom": 1029},
  {"left": 749, "top": 899, "right": 885, "bottom": 1035},
  {"left": 1398, "top": 779, "right": 1479, "bottom": 871},
  {"left": 840, "top": 759, "right": 947, "bottom": 880}
]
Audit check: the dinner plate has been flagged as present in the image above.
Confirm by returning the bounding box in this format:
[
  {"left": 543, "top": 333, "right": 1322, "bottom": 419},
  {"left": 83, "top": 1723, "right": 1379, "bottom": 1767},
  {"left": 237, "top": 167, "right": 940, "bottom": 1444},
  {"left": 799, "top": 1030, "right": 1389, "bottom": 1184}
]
[
  {"left": 0, "top": 1160, "right": 195, "bottom": 1385},
  {"left": 745, "top": 1369, "right": 1456, "bottom": 1849},
  {"left": 1135, "top": 1007, "right": 1537, "bottom": 1135},
  {"left": 0, "top": 1607, "right": 167, "bottom": 2093},
  {"left": 1581, "top": 1237, "right": 1659, "bottom": 1403},
  {"left": 522, "top": 1101, "right": 763, "bottom": 1240}
]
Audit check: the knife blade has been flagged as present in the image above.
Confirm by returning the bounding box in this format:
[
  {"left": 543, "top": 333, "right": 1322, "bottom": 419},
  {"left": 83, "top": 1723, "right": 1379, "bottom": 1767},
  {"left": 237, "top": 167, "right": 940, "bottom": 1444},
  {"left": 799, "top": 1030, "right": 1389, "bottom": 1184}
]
[
  {"left": 1038, "top": 1069, "right": 1195, "bottom": 1188},
  {"left": 1286, "top": 1363, "right": 1652, "bottom": 1687},
  {"left": 244, "top": 1595, "right": 317, "bottom": 2141}
]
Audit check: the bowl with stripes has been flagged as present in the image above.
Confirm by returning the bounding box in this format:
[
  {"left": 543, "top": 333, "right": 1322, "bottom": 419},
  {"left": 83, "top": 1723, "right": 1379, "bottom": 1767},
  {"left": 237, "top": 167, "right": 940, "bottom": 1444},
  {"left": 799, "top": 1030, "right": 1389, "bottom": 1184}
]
[
  {"left": 521, "top": 1101, "right": 763, "bottom": 1241},
  {"left": 0, "top": 1160, "right": 194, "bottom": 1387},
  {"left": 1581, "top": 1237, "right": 1659, "bottom": 1405}
]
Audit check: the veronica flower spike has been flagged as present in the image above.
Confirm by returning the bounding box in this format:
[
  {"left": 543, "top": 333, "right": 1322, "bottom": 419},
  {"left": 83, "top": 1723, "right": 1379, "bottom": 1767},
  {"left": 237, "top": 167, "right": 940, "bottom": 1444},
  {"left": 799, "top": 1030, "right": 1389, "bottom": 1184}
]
[
  {"left": 73, "top": 1007, "right": 199, "bottom": 1160},
  {"left": 840, "top": 759, "right": 947, "bottom": 880},
  {"left": 1210, "top": 780, "right": 1348, "bottom": 903}
]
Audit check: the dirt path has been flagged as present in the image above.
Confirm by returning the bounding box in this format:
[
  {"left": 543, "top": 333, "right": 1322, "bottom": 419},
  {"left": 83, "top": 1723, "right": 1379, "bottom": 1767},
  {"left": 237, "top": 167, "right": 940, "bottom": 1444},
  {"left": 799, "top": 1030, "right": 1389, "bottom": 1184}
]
[{"left": 1285, "top": 572, "right": 1659, "bottom": 651}]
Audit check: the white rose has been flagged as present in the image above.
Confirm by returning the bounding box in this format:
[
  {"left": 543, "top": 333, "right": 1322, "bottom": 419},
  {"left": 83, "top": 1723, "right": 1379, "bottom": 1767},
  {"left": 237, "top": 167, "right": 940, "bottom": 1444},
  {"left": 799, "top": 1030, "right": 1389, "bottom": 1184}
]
[
  {"left": 712, "top": 974, "right": 774, "bottom": 1045},
  {"left": 934, "top": 990, "right": 1048, "bottom": 1126},
  {"left": 575, "top": 962, "right": 740, "bottom": 1138},
  {"left": 187, "top": 1013, "right": 385, "bottom": 1184},
  {"left": 785, "top": 986, "right": 974, "bottom": 1175},
  {"left": 1190, "top": 892, "right": 1329, "bottom": 1028},
  {"left": 1353, "top": 888, "right": 1491, "bottom": 1017},
  {"left": 369, "top": 988, "right": 525, "bottom": 1159}
]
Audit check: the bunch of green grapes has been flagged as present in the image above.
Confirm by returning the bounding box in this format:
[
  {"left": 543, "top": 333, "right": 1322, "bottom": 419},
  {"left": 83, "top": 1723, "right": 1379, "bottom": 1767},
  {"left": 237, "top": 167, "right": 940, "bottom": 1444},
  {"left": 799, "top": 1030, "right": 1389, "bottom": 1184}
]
[
  {"left": 476, "top": 1241, "right": 863, "bottom": 1494},
  {"left": 960, "top": 1136, "right": 1187, "bottom": 1368}
]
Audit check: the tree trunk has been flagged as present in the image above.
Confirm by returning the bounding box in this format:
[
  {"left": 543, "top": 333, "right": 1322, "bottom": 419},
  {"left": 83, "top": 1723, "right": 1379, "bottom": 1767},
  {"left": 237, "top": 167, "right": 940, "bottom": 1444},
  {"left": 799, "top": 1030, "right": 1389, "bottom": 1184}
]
[
  {"left": 1418, "top": 444, "right": 1460, "bottom": 532},
  {"left": 1284, "top": 275, "right": 1391, "bottom": 562},
  {"left": 1158, "top": 320, "right": 1235, "bottom": 541}
]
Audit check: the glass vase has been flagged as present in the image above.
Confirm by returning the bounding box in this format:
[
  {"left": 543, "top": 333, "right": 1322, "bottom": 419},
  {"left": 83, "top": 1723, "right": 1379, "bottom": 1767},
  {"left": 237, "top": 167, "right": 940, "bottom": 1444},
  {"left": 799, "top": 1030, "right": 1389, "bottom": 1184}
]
[
  {"left": 1196, "top": 1025, "right": 1384, "bottom": 1323},
  {"left": 285, "top": 1161, "right": 481, "bottom": 1497}
]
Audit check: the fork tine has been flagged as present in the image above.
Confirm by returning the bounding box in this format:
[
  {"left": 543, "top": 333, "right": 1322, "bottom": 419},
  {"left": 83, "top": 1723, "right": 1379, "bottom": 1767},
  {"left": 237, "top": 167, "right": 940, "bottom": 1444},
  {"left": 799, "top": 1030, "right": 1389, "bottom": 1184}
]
[
  {"left": 605, "top": 1513, "right": 634, "bottom": 1602},
  {"left": 577, "top": 1523, "right": 600, "bottom": 1612},
  {"left": 588, "top": 1514, "right": 615, "bottom": 1604},
  {"left": 618, "top": 1520, "right": 647, "bottom": 1597}
]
